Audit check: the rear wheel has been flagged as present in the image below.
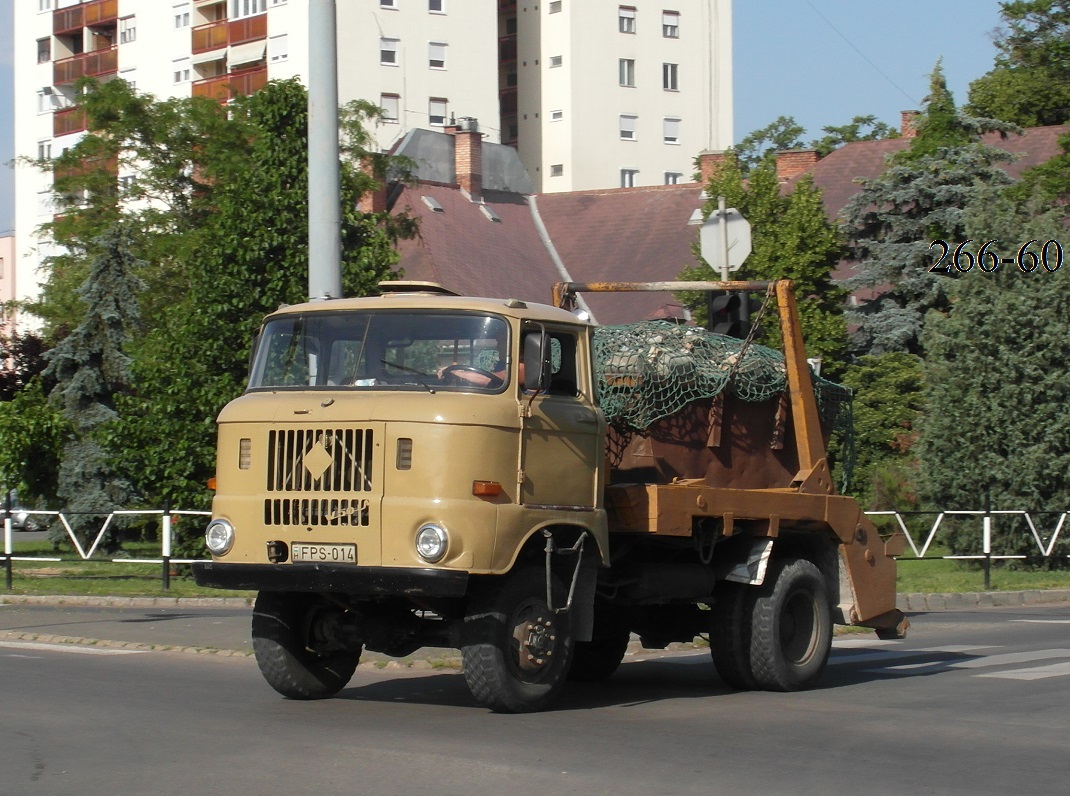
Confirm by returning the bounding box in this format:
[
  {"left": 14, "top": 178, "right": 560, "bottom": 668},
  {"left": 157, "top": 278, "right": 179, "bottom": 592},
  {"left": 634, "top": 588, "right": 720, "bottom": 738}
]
[
  {"left": 749, "top": 558, "right": 832, "bottom": 691},
  {"left": 710, "top": 581, "right": 758, "bottom": 690},
  {"left": 462, "top": 568, "right": 574, "bottom": 712},
  {"left": 252, "top": 591, "right": 361, "bottom": 700}
]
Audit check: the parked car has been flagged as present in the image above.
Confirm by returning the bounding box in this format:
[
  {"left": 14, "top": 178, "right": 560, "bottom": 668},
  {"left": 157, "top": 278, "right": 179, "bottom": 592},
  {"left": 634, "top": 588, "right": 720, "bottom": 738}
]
[{"left": 4, "top": 491, "right": 39, "bottom": 532}]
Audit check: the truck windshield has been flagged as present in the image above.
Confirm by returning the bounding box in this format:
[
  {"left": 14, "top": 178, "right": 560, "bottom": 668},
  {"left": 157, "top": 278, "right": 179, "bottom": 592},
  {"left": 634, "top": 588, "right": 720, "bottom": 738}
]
[{"left": 247, "top": 311, "right": 510, "bottom": 393}]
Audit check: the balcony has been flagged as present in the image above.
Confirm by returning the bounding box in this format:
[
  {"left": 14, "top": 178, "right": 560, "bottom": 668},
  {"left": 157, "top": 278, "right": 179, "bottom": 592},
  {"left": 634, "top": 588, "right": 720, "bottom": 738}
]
[
  {"left": 54, "top": 0, "right": 118, "bottom": 33},
  {"left": 54, "top": 46, "right": 119, "bottom": 85},
  {"left": 192, "top": 14, "right": 266, "bottom": 54},
  {"left": 192, "top": 66, "right": 268, "bottom": 102},
  {"left": 84, "top": 0, "right": 119, "bottom": 27},
  {"left": 499, "top": 86, "right": 517, "bottom": 115},
  {"left": 53, "top": 107, "right": 87, "bottom": 137}
]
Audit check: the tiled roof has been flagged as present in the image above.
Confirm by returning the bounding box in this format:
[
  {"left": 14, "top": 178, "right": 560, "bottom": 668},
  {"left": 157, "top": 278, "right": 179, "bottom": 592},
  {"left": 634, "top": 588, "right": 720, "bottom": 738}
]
[
  {"left": 792, "top": 125, "right": 1070, "bottom": 220},
  {"left": 536, "top": 184, "right": 707, "bottom": 325}
]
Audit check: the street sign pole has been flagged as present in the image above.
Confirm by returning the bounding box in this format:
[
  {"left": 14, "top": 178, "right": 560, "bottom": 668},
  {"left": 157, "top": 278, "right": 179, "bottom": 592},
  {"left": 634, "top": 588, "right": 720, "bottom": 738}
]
[{"left": 718, "top": 196, "right": 730, "bottom": 281}]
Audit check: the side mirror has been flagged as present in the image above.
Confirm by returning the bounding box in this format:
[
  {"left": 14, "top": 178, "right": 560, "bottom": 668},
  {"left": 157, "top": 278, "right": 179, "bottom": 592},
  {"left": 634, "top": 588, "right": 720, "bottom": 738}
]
[{"left": 523, "top": 327, "right": 552, "bottom": 392}]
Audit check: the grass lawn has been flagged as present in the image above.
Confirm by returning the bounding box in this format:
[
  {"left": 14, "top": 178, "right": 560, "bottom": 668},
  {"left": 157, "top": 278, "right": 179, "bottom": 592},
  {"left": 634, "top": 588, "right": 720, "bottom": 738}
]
[{"left": 3, "top": 539, "right": 1069, "bottom": 599}]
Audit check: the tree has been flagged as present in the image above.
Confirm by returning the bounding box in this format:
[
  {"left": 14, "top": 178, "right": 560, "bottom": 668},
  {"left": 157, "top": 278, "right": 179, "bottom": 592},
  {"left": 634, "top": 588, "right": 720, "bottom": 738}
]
[
  {"left": 680, "top": 153, "right": 848, "bottom": 376},
  {"left": 967, "top": 0, "right": 1070, "bottom": 126},
  {"left": 841, "top": 63, "right": 1017, "bottom": 355},
  {"left": 918, "top": 187, "right": 1070, "bottom": 564},
  {"left": 732, "top": 116, "right": 806, "bottom": 174},
  {"left": 0, "top": 329, "right": 48, "bottom": 401},
  {"left": 42, "top": 224, "right": 144, "bottom": 547},
  {"left": 839, "top": 353, "right": 923, "bottom": 508},
  {"left": 810, "top": 115, "right": 899, "bottom": 158}
]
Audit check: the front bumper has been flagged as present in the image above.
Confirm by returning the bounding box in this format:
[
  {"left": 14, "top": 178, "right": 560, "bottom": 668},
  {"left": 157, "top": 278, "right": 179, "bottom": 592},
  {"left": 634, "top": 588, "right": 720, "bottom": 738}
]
[{"left": 191, "top": 561, "right": 469, "bottom": 597}]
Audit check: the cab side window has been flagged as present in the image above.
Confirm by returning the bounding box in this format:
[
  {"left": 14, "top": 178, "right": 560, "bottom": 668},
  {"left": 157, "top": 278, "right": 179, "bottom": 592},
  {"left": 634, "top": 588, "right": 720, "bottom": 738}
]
[{"left": 545, "top": 332, "right": 578, "bottom": 396}]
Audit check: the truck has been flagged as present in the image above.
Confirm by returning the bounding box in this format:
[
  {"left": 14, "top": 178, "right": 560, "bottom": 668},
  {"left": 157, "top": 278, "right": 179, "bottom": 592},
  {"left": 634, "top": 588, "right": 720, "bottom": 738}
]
[{"left": 192, "top": 279, "right": 907, "bottom": 712}]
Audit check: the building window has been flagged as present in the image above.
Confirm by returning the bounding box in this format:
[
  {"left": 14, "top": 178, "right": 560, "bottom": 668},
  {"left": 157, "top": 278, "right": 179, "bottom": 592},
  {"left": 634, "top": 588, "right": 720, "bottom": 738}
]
[
  {"left": 270, "top": 0, "right": 287, "bottom": 6},
  {"left": 37, "top": 141, "right": 52, "bottom": 160},
  {"left": 119, "top": 175, "right": 138, "bottom": 194},
  {"left": 380, "top": 93, "right": 400, "bottom": 122},
  {"left": 619, "top": 58, "right": 635, "bottom": 87},
  {"left": 620, "top": 168, "right": 639, "bottom": 188},
  {"left": 173, "top": 58, "right": 191, "bottom": 84},
  {"left": 550, "top": 55, "right": 563, "bottom": 67},
  {"left": 38, "top": 0, "right": 52, "bottom": 11},
  {"left": 37, "top": 88, "right": 57, "bottom": 114},
  {"left": 550, "top": 109, "right": 563, "bottom": 121},
  {"left": 665, "top": 172, "right": 683, "bottom": 185},
  {"left": 619, "top": 114, "right": 637, "bottom": 140},
  {"left": 429, "top": 41, "right": 447, "bottom": 69},
  {"left": 550, "top": 164, "right": 564, "bottom": 177},
  {"left": 663, "top": 117, "right": 680, "bottom": 144},
  {"left": 663, "top": 10, "right": 680, "bottom": 38},
  {"left": 120, "top": 68, "right": 137, "bottom": 90},
  {"left": 380, "top": 0, "right": 396, "bottom": 8},
  {"left": 663, "top": 62, "right": 678, "bottom": 91},
  {"left": 549, "top": 1, "right": 562, "bottom": 12},
  {"left": 37, "top": 38, "right": 51, "bottom": 64},
  {"left": 232, "top": 0, "right": 267, "bottom": 19},
  {"left": 619, "top": 6, "right": 636, "bottom": 33},
  {"left": 174, "top": 3, "right": 191, "bottom": 28},
  {"left": 269, "top": 34, "right": 288, "bottom": 62},
  {"left": 429, "top": 97, "right": 448, "bottom": 126},
  {"left": 119, "top": 17, "right": 136, "bottom": 44},
  {"left": 429, "top": 0, "right": 445, "bottom": 12},
  {"left": 380, "top": 38, "right": 399, "bottom": 65}
]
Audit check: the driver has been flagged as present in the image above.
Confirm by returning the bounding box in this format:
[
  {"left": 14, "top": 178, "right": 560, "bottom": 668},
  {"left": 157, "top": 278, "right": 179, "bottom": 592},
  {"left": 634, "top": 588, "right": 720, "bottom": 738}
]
[{"left": 438, "top": 335, "right": 507, "bottom": 388}]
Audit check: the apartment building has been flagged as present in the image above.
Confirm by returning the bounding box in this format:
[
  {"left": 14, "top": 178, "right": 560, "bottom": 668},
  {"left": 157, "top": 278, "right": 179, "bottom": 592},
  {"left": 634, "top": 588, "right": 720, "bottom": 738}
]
[
  {"left": 11, "top": 0, "right": 732, "bottom": 313},
  {"left": 503, "top": 1, "right": 732, "bottom": 193}
]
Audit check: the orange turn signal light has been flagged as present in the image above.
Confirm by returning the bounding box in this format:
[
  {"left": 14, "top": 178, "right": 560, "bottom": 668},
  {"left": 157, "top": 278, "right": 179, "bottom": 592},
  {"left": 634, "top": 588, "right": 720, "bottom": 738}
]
[
  {"left": 472, "top": 480, "right": 502, "bottom": 497},
  {"left": 207, "top": 477, "right": 217, "bottom": 491}
]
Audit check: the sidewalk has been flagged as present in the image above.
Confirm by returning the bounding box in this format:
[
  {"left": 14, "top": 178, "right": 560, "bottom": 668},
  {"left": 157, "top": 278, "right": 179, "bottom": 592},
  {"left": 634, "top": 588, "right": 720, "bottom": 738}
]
[{"left": 2, "top": 590, "right": 1069, "bottom": 662}]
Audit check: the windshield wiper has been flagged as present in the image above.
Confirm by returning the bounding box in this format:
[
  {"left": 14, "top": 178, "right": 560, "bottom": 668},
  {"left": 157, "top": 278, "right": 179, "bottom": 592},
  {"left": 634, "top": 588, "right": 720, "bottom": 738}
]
[{"left": 380, "top": 359, "right": 436, "bottom": 394}]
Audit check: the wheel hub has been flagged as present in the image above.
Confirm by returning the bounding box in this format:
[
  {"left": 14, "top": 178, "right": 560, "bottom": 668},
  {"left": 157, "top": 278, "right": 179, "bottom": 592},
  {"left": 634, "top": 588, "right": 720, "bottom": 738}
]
[{"left": 514, "top": 614, "right": 557, "bottom": 673}]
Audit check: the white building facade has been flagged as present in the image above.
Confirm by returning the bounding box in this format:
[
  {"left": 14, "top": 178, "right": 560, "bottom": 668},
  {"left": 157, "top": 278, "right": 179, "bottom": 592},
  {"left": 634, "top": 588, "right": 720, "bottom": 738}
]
[{"left": 12, "top": 0, "right": 732, "bottom": 313}]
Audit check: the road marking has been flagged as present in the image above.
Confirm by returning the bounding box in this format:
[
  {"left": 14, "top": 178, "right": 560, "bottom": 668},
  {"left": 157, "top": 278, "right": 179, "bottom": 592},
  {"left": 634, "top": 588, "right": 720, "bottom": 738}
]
[
  {"left": 948, "top": 649, "right": 1070, "bottom": 670},
  {"left": 977, "top": 661, "right": 1070, "bottom": 680},
  {"left": 830, "top": 646, "right": 995, "bottom": 667},
  {"left": 1012, "top": 619, "right": 1070, "bottom": 624},
  {"left": 0, "top": 640, "right": 146, "bottom": 656}
]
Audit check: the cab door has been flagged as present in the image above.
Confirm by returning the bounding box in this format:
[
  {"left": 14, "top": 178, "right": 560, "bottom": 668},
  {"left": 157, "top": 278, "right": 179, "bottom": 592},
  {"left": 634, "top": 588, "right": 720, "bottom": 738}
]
[{"left": 519, "top": 327, "right": 605, "bottom": 509}]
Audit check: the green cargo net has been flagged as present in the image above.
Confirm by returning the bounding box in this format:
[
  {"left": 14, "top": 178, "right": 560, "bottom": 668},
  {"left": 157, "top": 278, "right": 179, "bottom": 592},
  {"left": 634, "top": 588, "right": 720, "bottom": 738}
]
[{"left": 592, "top": 320, "right": 855, "bottom": 485}]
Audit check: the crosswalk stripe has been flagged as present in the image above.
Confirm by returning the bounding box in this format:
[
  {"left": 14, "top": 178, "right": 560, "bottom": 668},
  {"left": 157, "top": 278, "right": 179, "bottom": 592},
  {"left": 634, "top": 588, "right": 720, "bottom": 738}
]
[{"left": 976, "top": 661, "right": 1070, "bottom": 680}]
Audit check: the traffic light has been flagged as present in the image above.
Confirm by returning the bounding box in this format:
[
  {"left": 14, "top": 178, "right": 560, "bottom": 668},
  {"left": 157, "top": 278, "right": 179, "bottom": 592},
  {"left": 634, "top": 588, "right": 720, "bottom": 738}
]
[{"left": 707, "top": 290, "right": 760, "bottom": 339}]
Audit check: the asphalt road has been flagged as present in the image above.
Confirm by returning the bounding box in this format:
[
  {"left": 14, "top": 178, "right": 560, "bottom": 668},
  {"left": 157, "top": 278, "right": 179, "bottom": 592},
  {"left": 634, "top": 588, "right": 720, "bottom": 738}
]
[{"left": 2, "top": 602, "right": 1070, "bottom": 795}]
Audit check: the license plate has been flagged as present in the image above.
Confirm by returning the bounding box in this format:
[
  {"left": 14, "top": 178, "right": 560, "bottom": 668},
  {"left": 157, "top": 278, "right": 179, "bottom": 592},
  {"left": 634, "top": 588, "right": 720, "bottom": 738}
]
[{"left": 290, "top": 542, "right": 356, "bottom": 563}]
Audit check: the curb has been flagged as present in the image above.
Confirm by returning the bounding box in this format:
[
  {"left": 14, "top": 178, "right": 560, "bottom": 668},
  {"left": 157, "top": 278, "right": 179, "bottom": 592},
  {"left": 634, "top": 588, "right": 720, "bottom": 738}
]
[{"left": 0, "top": 594, "right": 254, "bottom": 608}]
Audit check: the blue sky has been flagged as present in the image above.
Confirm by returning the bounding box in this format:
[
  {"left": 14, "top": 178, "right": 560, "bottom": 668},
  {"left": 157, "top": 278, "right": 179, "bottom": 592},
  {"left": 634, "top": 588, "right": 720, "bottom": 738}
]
[{"left": 0, "top": 1, "right": 1005, "bottom": 236}]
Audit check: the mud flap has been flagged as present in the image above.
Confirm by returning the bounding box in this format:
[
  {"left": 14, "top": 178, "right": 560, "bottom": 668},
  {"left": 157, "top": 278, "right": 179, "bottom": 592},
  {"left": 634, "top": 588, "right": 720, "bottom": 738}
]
[{"left": 722, "top": 537, "right": 774, "bottom": 586}]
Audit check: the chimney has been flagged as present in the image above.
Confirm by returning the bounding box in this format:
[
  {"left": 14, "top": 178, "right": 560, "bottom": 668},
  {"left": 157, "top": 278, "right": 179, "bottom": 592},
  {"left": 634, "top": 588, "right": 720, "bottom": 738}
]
[
  {"left": 775, "top": 149, "right": 819, "bottom": 183},
  {"left": 357, "top": 156, "right": 388, "bottom": 214},
  {"left": 697, "top": 150, "right": 727, "bottom": 184},
  {"left": 900, "top": 110, "right": 920, "bottom": 139},
  {"left": 447, "top": 117, "right": 483, "bottom": 201}
]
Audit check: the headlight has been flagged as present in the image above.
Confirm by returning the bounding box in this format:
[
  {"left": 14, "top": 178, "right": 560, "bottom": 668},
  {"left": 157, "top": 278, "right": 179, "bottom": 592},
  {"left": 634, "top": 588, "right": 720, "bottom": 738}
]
[
  {"left": 205, "top": 518, "right": 235, "bottom": 556},
  {"left": 415, "top": 523, "right": 448, "bottom": 563}
]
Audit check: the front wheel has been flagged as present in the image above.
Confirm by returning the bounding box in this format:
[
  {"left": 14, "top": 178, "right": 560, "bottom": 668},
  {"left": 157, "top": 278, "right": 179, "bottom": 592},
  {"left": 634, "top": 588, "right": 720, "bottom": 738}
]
[
  {"left": 251, "top": 591, "right": 361, "bottom": 700},
  {"left": 749, "top": 558, "right": 832, "bottom": 691},
  {"left": 461, "top": 568, "right": 574, "bottom": 712}
]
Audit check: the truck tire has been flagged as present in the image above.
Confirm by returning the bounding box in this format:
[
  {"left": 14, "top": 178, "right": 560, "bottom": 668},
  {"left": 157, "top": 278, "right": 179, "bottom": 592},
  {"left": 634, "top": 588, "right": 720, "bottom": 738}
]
[
  {"left": 252, "top": 591, "right": 360, "bottom": 700},
  {"left": 749, "top": 558, "right": 832, "bottom": 691},
  {"left": 710, "top": 581, "right": 758, "bottom": 690},
  {"left": 462, "top": 568, "right": 574, "bottom": 712},
  {"left": 569, "top": 629, "right": 630, "bottom": 682}
]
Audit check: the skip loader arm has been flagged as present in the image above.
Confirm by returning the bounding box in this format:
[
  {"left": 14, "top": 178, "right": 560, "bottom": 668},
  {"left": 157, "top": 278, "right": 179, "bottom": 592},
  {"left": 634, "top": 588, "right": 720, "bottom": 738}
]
[{"left": 554, "top": 279, "right": 908, "bottom": 636}]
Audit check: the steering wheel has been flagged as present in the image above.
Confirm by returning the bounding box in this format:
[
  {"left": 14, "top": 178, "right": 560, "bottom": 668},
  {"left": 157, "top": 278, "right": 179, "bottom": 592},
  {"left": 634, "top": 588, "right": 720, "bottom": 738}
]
[{"left": 440, "top": 364, "right": 504, "bottom": 389}]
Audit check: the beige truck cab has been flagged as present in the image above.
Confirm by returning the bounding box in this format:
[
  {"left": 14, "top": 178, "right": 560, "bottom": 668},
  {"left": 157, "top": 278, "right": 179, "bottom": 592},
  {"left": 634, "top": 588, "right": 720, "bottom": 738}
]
[{"left": 193, "top": 280, "right": 906, "bottom": 712}]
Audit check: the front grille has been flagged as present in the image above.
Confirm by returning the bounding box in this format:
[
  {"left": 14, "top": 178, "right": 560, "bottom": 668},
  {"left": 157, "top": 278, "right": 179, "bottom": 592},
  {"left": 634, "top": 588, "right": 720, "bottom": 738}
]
[
  {"left": 264, "top": 497, "right": 370, "bottom": 527},
  {"left": 267, "top": 428, "right": 374, "bottom": 493}
]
